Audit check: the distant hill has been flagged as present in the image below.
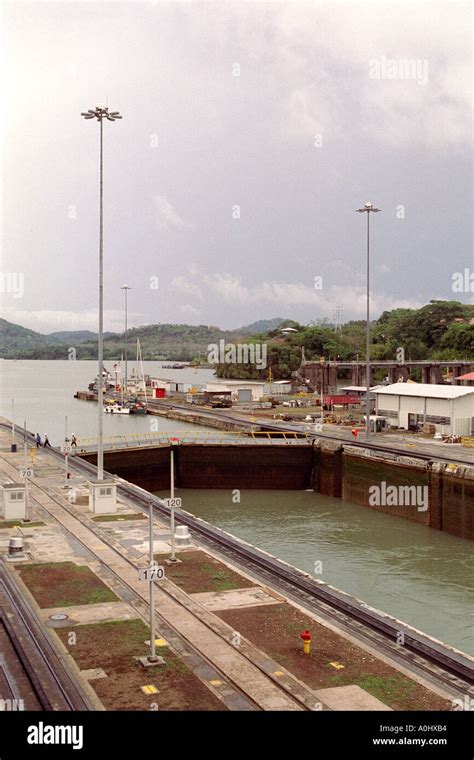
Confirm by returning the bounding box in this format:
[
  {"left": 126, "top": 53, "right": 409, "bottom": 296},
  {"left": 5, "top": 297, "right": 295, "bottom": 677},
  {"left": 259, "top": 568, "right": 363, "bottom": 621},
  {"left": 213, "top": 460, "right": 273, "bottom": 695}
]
[
  {"left": 239, "top": 318, "right": 285, "bottom": 334},
  {"left": 3, "top": 302, "right": 471, "bottom": 363},
  {"left": 0, "top": 319, "right": 249, "bottom": 360},
  {"left": 79, "top": 323, "right": 243, "bottom": 362},
  {"left": 0, "top": 318, "right": 65, "bottom": 357},
  {"left": 47, "top": 330, "right": 99, "bottom": 343}
]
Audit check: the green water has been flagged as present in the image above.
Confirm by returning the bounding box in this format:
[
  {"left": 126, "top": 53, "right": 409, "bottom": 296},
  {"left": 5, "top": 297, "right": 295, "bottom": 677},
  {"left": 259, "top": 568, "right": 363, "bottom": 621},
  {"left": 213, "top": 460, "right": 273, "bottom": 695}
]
[{"left": 157, "top": 488, "right": 474, "bottom": 656}]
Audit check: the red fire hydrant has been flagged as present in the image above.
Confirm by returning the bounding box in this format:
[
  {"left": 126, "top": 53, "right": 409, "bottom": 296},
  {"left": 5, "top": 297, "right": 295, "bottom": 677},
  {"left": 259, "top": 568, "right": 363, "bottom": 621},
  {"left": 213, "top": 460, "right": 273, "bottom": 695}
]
[
  {"left": 300, "top": 629, "right": 312, "bottom": 655},
  {"left": 351, "top": 428, "right": 359, "bottom": 439}
]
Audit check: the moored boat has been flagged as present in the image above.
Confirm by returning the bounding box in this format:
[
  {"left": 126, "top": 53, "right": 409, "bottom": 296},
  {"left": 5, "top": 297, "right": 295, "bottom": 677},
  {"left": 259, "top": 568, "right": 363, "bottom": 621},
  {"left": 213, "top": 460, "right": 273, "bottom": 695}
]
[{"left": 104, "top": 403, "right": 130, "bottom": 414}]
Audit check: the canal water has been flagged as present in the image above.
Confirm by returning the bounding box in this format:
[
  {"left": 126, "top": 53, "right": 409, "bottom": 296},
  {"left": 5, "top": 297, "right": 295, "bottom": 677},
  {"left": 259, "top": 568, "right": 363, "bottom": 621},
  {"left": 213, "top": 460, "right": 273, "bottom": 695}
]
[
  {"left": 160, "top": 488, "right": 474, "bottom": 656},
  {"left": 1, "top": 362, "right": 472, "bottom": 656},
  {"left": 0, "top": 359, "right": 216, "bottom": 443}
]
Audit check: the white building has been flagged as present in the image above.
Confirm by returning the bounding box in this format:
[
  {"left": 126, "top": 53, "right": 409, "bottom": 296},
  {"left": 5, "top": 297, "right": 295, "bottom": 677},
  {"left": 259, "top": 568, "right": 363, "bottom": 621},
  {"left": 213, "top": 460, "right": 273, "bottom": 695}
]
[
  {"left": 373, "top": 383, "right": 474, "bottom": 435},
  {"left": 205, "top": 381, "right": 265, "bottom": 402},
  {"left": 267, "top": 380, "right": 292, "bottom": 395}
]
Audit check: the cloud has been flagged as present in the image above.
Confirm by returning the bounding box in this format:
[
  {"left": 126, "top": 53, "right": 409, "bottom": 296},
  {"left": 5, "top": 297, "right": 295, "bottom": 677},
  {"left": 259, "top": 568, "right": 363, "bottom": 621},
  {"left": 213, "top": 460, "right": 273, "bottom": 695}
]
[
  {"left": 152, "top": 194, "right": 190, "bottom": 229},
  {"left": 168, "top": 270, "right": 422, "bottom": 320},
  {"left": 179, "top": 304, "right": 200, "bottom": 316},
  {"left": 2, "top": 310, "right": 145, "bottom": 335},
  {"left": 171, "top": 276, "right": 204, "bottom": 301},
  {"left": 216, "top": 1, "right": 472, "bottom": 149}
]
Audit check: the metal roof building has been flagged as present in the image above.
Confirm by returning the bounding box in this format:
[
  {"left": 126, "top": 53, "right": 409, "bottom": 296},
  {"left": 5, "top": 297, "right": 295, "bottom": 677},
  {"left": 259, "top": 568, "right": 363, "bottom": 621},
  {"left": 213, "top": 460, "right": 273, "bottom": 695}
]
[{"left": 373, "top": 383, "right": 474, "bottom": 435}]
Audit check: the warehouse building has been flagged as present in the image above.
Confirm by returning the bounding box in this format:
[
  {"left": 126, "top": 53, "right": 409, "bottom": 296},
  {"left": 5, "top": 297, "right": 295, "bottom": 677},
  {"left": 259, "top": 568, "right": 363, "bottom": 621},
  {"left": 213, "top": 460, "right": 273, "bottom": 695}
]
[
  {"left": 205, "top": 381, "right": 266, "bottom": 402},
  {"left": 373, "top": 383, "right": 474, "bottom": 435}
]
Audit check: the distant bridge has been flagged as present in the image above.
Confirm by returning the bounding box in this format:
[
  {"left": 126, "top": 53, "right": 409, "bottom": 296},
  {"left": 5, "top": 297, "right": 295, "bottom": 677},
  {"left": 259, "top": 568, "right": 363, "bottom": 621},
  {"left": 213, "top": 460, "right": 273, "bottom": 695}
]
[{"left": 294, "top": 360, "right": 473, "bottom": 393}]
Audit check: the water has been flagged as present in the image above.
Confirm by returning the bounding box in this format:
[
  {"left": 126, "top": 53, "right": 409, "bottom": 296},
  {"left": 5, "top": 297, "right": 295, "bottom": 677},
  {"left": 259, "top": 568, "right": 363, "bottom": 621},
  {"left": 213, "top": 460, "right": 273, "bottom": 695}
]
[
  {"left": 1, "top": 361, "right": 472, "bottom": 655},
  {"left": 0, "top": 359, "right": 217, "bottom": 444},
  {"left": 162, "top": 488, "right": 474, "bottom": 656}
]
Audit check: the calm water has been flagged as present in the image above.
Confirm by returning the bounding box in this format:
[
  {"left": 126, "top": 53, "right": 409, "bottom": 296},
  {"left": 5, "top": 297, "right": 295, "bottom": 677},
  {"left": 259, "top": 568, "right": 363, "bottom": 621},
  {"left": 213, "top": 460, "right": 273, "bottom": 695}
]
[
  {"left": 0, "top": 359, "right": 216, "bottom": 443},
  {"left": 157, "top": 488, "right": 474, "bottom": 656},
  {"left": 1, "top": 362, "right": 472, "bottom": 656}
]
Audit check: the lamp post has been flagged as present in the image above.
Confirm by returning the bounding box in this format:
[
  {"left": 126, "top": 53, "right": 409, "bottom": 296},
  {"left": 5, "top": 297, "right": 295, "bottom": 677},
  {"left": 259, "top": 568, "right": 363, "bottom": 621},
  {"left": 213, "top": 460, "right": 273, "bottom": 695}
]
[
  {"left": 121, "top": 284, "right": 132, "bottom": 396},
  {"left": 356, "top": 202, "right": 381, "bottom": 441},
  {"left": 81, "top": 105, "right": 122, "bottom": 480}
]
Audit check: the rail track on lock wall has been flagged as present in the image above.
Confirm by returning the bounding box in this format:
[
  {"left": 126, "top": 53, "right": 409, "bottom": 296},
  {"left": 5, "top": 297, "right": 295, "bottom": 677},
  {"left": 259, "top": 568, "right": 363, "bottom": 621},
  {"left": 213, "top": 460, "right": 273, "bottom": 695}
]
[
  {"left": 0, "top": 561, "right": 93, "bottom": 711},
  {"left": 3, "top": 423, "right": 474, "bottom": 702}
]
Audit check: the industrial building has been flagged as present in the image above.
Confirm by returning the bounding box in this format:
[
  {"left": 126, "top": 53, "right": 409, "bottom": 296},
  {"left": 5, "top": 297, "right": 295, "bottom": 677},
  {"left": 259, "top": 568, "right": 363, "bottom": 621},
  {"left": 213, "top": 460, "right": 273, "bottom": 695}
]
[
  {"left": 204, "top": 381, "right": 265, "bottom": 402},
  {"left": 373, "top": 383, "right": 474, "bottom": 435}
]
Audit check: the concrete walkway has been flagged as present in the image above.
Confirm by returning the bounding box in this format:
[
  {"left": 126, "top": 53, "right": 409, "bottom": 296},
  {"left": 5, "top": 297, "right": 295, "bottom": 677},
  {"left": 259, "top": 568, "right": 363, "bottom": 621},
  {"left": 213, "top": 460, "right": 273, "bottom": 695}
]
[{"left": 0, "top": 444, "right": 304, "bottom": 711}]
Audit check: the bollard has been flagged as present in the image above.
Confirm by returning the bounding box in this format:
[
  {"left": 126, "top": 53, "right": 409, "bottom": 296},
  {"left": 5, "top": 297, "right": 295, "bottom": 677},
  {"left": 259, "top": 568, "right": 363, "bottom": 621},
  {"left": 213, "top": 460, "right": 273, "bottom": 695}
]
[
  {"left": 300, "top": 629, "right": 312, "bottom": 655},
  {"left": 8, "top": 537, "right": 24, "bottom": 555}
]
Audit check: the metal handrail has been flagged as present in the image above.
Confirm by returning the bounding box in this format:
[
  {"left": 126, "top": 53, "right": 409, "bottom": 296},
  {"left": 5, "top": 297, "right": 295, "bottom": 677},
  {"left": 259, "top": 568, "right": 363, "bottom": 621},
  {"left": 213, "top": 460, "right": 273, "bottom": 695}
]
[{"left": 76, "top": 429, "right": 312, "bottom": 449}]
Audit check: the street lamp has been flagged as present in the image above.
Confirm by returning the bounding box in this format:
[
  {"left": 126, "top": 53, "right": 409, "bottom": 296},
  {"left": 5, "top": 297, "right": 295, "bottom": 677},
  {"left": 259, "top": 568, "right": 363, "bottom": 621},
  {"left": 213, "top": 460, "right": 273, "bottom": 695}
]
[
  {"left": 121, "top": 284, "right": 132, "bottom": 396},
  {"left": 81, "top": 105, "right": 123, "bottom": 480},
  {"left": 356, "top": 201, "right": 381, "bottom": 441}
]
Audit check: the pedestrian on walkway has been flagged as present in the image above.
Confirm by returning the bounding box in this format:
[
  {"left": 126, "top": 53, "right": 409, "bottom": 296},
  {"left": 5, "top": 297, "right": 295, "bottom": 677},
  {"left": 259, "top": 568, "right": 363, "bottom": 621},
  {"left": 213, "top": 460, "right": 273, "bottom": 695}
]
[
  {"left": 71, "top": 434, "right": 77, "bottom": 448},
  {"left": 43, "top": 434, "right": 51, "bottom": 448},
  {"left": 35, "top": 433, "right": 41, "bottom": 448}
]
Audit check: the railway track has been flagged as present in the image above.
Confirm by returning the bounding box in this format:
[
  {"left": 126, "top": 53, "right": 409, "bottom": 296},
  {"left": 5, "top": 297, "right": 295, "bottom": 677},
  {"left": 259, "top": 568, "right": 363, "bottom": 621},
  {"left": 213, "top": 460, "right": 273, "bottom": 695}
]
[
  {"left": 3, "top": 423, "right": 473, "bottom": 701},
  {"left": 17, "top": 476, "right": 313, "bottom": 711},
  {"left": 0, "top": 561, "right": 93, "bottom": 711}
]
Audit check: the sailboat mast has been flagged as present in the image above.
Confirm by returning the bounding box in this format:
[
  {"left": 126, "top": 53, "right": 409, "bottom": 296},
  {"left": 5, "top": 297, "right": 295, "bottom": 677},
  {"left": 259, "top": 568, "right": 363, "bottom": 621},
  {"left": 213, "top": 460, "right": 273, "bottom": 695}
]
[{"left": 137, "top": 338, "right": 148, "bottom": 407}]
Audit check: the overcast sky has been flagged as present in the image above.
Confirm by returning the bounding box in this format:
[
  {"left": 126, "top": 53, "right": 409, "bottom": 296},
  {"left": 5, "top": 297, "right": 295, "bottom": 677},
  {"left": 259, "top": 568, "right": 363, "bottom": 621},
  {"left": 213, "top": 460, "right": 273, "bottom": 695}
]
[{"left": 1, "top": 0, "right": 472, "bottom": 334}]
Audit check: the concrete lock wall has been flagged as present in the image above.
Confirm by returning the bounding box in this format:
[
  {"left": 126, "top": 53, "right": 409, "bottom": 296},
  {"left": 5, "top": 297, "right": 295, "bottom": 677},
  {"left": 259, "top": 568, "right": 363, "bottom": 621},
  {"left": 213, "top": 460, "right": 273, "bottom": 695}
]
[
  {"left": 79, "top": 443, "right": 473, "bottom": 540},
  {"left": 343, "top": 452, "right": 431, "bottom": 527}
]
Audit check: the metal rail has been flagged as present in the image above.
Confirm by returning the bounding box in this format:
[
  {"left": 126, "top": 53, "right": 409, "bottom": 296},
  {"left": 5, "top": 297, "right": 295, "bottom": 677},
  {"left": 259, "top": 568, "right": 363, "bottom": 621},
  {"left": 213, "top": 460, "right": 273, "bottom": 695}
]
[
  {"left": 76, "top": 430, "right": 312, "bottom": 449},
  {"left": 0, "top": 562, "right": 93, "bottom": 711},
  {"left": 3, "top": 423, "right": 473, "bottom": 691}
]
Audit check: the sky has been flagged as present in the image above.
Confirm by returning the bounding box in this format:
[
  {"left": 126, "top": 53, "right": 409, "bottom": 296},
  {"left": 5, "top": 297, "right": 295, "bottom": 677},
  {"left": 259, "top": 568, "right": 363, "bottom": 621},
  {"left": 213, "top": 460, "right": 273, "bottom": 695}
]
[{"left": 1, "top": 0, "right": 472, "bottom": 334}]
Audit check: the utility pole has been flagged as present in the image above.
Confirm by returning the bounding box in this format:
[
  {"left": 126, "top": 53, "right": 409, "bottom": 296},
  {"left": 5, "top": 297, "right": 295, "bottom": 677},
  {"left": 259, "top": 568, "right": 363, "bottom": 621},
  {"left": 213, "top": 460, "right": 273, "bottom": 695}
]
[
  {"left": 147, "top": 499, "right": 158, "bottom": 663},
  {"left": 81, "top": 105, "right": 123, "bottom": 480},
  {"left": 11, "top": 399, "right": 15, "bottom": 452},
  {"left": 23, "top": 420, "right": 30, "bottom": 522},
  {"left": 356, "top": 202, "right": 381, "bottom": 441},
  {"left": 170, "top": 449, "right": 176, "bottom": 562}
]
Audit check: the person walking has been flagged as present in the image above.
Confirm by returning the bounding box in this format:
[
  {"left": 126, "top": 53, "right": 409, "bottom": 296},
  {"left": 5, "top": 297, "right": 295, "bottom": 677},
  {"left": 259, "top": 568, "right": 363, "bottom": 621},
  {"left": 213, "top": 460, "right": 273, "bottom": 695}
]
[
  {"left": 71, "top": 434, "right": 77, "bottom": 448},
  {"left": 43, "top": 434, "right": 51, "bottom": 448},
  {"left": 35, "top": 433, "right": 41, "bottom": 448}
]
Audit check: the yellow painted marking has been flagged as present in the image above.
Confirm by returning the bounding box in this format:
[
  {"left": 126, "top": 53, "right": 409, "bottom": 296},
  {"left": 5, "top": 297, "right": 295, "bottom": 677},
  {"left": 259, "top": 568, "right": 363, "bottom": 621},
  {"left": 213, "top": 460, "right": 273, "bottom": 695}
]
[
  {"left": 329, "top": 662, "right": 345, "bottom": 670},
  {"left": 273, "top": 671, "right": 285, "bottom": 677},
  {"left": 209, "top": 679, "right": 223, "bottom": 687},
  {"left": 141, "top": 685, "right": 158, "bottom": 695}
]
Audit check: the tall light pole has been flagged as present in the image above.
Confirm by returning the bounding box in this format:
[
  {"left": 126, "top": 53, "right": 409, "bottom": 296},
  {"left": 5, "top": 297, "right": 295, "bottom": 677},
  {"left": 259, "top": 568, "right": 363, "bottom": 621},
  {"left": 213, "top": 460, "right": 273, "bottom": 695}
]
[
  {"left": 81, "top": 105, "right": 122, "bottom": 480},
  {"left": 121, "top": 284, "right": 131, "bottom": 396},
  {"left": 356, "top": 202, "right": 381, "bottom": 441}
]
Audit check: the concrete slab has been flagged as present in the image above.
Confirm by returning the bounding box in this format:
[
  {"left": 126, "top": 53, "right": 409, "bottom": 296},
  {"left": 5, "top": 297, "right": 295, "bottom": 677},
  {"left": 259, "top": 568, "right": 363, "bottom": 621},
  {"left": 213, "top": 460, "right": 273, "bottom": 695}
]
[
  {"left": 81, "top": 668, "right": 108, "bottom": 680},
  {"left": 39, "top": 601, "right": 138, "bottom": 626},
  {"left": 191, "top": 587, "right": 283, "bottom": 611},
  {"left": 133, "top": 539, "right": 176, "bottom": 554},
  {"left": 314, "top": 685, "right": 392, "bottom": 711}
]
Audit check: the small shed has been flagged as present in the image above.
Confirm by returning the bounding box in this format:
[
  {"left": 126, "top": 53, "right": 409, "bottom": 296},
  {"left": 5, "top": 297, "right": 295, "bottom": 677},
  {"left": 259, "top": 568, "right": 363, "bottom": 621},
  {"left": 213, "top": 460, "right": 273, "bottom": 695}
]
[{"left": 1, "top": 483, "right": 26, "bottom": 521}]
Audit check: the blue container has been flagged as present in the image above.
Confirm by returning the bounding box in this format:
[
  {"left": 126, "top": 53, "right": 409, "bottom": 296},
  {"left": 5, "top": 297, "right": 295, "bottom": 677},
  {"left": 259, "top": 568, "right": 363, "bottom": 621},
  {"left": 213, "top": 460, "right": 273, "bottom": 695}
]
[{"left": 11, "top": 444, "right": 17, "bottom": 452}]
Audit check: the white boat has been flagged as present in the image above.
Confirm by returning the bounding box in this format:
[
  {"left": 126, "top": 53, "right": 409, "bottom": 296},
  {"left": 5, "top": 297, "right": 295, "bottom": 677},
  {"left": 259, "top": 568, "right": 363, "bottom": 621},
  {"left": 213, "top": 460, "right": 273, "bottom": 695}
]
[{"left": 104, "top": 403, "right": 130, "bottom": 415}]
